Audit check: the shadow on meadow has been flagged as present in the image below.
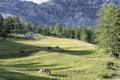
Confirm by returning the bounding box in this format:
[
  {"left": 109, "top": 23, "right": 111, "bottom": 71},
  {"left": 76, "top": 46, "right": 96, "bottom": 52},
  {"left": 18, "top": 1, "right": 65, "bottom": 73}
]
[
  {"left": 0, "top": 40, "right": 40, "bottom": 59},
  {"left": 51, "top": 67, "right": 71, "bottom": 71},
  {"left": 42, "top": 46, "right": 95, "bottom": 56},
  {"left": 0, "top": 64, "right": 69, "bottom": 79},
  {"left": 2, "top": 63, "right": 59, "bottom": 71},
  {"left": 64, "top": 46, "right": 86, "bottom": 49},
  {"left": 0, "top": 63, "right": 71, "bottom": 78},
  {"left": 0, "top": 40, "right": 95, "bottom": 59},
  {"left": 51, "top": 74, "right": 68, "bottom": 77},
  {"left": 0, "top": 39, "right": 99, "bottom": 80},
  {"left": 0, "top": 67, "right": 57, "bottom": 80}
]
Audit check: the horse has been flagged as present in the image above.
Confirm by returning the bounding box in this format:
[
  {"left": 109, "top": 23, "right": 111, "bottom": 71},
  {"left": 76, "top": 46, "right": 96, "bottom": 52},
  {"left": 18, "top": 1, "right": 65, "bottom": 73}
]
[{"left": 38, "top": 68, "right": 51, "bottom": 75}]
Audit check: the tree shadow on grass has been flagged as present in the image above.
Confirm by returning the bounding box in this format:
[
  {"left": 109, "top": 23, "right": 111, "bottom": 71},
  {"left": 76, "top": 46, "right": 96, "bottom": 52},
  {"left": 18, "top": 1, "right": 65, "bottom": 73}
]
[
  {"left": 0, "top": 40, "right": 41, "bottom": 59},
  {"left": 51, "top": 74, "right": 68, "bottom": 77},
  {"left": 51, "top": 67, "right": 71, "bottom": 71},
  {"left": 62, "top": 49, "right": 95, "bottom": 55},
  {"left": 64, "top": 46, "right": 86, "bottom": 49},
  {"left": 48, "top": 47, "right": 95, "bottom": 56},
  {"left": 0, "top": 40, "right": 95, "bottom": 59},
  {"left": 35, "top": 46, "right": 95, "bottom": 56},
  {"left": 0, "top": 68, "right": 57, "bottom": 80},
  {"left": 0, "top": 63, "right": 59, "bottom": 72},
  {"left": 22, "top": 64, "right": 59, "bottom": 71}
]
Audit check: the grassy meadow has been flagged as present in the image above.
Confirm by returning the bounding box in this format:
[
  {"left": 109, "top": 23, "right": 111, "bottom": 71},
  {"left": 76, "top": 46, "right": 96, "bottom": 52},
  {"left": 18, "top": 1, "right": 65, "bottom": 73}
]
[{"left": 0, "top": 34, "right": 120, "bottom": 80}]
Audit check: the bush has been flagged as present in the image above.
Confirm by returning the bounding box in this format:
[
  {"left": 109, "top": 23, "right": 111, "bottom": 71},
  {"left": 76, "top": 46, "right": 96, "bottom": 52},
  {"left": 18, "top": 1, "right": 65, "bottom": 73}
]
[
  {"left": 102, "top": 73, "right": 113, "bottom": 78},
  {"left": 107, "top": 62, "right": 114, "bottom": 67},
  {"left": 107, "top": 62, "right": 116, "bottom": 70},
  {"left": 100, "top": 62, "right": 119, "bottom": 79}
]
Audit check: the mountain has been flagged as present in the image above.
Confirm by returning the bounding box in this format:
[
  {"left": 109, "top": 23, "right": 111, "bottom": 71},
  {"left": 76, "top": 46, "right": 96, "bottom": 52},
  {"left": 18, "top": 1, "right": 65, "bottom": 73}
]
[{"left": 0, "top": 0, "right": 120, "bottom": 27}]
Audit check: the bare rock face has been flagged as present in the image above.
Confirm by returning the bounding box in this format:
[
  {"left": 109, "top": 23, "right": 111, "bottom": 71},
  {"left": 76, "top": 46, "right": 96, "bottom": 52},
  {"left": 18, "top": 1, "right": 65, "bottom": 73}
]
[{"left": 0, "top": 0, "right": 120, "bottom": 27}]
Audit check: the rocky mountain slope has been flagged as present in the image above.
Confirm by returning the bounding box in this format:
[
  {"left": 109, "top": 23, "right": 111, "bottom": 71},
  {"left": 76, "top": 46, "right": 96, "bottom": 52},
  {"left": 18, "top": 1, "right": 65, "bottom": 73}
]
[{"left": 0, "top": 0, "right": 120, "bottom": 26}]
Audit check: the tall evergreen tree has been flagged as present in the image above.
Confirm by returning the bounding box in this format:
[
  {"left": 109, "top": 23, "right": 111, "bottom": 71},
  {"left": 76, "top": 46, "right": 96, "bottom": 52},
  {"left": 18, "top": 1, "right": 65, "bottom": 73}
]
[
  {"left": 3, "top": 16, "right": 14, "bottom": 33},
  {"left": 11, "top": 16, "right": 22, "bottom": 34},
  {"left": 0, "top": 13, "right": 6, "bottom": 39},
  {"left": 53, "top": 23, "right": 62, "bottom": 36},
  {"left": 42, "top": 25, "right": 51, "bottom": 36},
  {"left": 61, "top": 27, "right": 67, "bottom": 37},
  {"left": 95, "top": 3, "right": 120, "bottom": 54},
  {"left": 21, "top": 21, "right": 31, "bottom": 33},
  {"left": 87, "top": 27, "right": 94, "bottom": 43},
  {"left": 80, "top": 27, "right": 88, "bottom": 41},
  {"left": 73, "top": 27, "right": 80, "bottom": 39},
  {"left": 0, "top": 13, "right": 3, "bottom": 31},
  {"left": 35, "top": 26, "right": 42, "bottom": 34}
]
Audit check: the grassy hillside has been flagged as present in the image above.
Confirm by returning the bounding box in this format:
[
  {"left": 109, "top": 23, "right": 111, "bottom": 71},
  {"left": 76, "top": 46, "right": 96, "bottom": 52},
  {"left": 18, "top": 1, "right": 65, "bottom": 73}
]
[{"left": 0, "top": 34, "right": 120, "bottom": 80}]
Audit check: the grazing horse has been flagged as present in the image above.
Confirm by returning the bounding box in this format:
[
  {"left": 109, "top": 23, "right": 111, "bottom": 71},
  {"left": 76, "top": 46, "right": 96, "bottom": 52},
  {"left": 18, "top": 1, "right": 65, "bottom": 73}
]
[{"left": 38, "top": 68, "right": 51, "bottom": 75}]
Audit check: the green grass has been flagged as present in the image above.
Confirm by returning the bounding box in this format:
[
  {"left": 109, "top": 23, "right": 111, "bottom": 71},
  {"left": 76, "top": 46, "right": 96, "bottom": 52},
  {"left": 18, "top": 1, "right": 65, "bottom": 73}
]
[{"left": 0, "top": 34, "right": 120, "bottom": 80}]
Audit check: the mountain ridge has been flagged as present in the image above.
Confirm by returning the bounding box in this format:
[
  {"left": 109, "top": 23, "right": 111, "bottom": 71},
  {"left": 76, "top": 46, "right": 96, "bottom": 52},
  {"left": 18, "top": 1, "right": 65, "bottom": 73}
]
[{"left": 0, "top": 0, "right": 120, "bottom": 26}]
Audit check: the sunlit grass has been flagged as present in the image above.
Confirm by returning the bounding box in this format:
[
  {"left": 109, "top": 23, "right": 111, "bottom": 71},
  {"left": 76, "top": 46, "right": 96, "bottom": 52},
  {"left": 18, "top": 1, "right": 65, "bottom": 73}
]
[{"left": 0, "top": 34, "right": 120, "bottom": 80}]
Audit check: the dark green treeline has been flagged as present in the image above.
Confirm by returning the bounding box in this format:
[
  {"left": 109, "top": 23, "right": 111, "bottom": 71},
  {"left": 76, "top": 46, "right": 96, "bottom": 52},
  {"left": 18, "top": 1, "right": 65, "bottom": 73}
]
[
  {"left": 0, "top": 14, "right": 36, "bottom": 40},
  {"left": 0, "top": 13, "right": 95, "bottom": 43},
  {"left": 36, "top": 23, "right": 95, "bottom": 43}
]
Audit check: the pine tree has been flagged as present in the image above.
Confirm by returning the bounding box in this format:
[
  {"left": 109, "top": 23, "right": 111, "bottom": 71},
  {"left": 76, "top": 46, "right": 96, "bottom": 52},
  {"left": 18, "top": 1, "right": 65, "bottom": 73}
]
[
  {"left": 73, "top": 27, "right": 80, "bottom": 39},
  {"left": 0, "top": 13, "right": 6, "bottom": 39},
  {"left": 87, "top": 27, "right": 94, "bottom": 43},
  {"left": 42, "top": 25, "right": 51, "bottom": 36},
  {"left": 53, "top": 23, "right": 62, "bottom": 36},
  {"left": 21, "top": 22, "right": 31, "bottom": 33},
  {"left": 3, "top": 16, "right": 14, "bottom": 33},
  {"left": 80, "top": 27, "right": 88, "bottom": 41},
  {"left": 61, "top": 27, "right": 67, "bottom": 37},
  {"left": 11, "top": 16, "right": 21, "bottom": 34},
  {"left": 35, "top": 26, "right": 42, "bottom": 34},
  {"left": 0, "top": 13, "right": 3, "bottom": 31},
  {"left": 95, "top": 3, "right": 120, "bottom": 54},
  {"left": 68, "top": 28, "right": 74, "bottom": 38}
]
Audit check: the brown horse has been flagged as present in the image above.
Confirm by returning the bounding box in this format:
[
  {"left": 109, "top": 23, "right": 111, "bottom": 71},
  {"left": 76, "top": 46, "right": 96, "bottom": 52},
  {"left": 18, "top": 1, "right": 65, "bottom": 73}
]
[{"left": 38, "top": 68, "right": 51, "bottom": 75}]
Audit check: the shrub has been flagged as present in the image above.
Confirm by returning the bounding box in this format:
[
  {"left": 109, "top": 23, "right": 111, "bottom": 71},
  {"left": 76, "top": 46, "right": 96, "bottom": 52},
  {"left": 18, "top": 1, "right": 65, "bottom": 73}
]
[
  {"left": 102, "top": 73, "right": 113, "bottom": 78},
  {"left": 106, "top": 62, "right": 116, "bottom": 70}
]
